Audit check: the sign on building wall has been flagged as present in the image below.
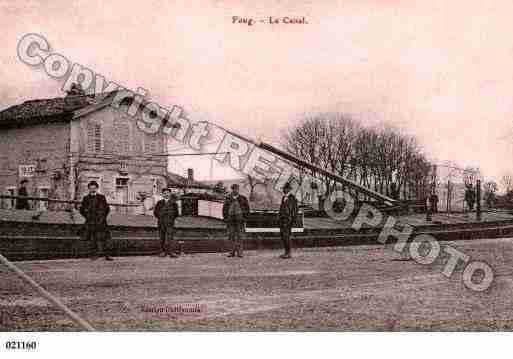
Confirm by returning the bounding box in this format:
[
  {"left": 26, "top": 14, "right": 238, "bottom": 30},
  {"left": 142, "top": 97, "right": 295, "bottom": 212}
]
[{"left": 19, "top": 164, "right": 36, "bottom": 178}]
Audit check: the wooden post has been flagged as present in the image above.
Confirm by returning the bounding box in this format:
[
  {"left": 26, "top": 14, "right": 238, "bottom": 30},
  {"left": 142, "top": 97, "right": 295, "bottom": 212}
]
[
  {"left": 0, "top": 253, "right": 95, "bottom": 331},
  {"left": 447, "top": 180, "right": 451, "bottom": 213},
  {"left": 476, "top": 179, "right": 482, "bottom": 221},
  {"left": 426, "top": 208, "right": 432, "bottom": 222},
  {"left": 426, "top": 197, "right": 432, "bottom": 222}
]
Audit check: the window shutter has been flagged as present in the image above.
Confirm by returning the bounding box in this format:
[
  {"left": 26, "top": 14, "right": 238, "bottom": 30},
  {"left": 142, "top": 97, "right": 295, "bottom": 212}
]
[
  {"left": 87, "top": 123, "right": 102, "bottom": 153},
  {"left": 94, "top": 124, "right": 101, "bottom": 152},
  {"left": 87, "top": 124, "right": 94, "bottom": 152},
  {"left": 144, "top": 135, "right": 158, "bottom": 153},
  {"left": 114, "top": 119, "right": 130, "bottom": 154}
]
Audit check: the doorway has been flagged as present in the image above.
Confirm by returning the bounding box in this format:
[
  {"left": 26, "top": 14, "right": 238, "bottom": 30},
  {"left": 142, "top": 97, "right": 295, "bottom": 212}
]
[
  {"left": 37, "top": 187, "right": 49, "bottom": 211},
  {"left": 115, "top": 177, "right": 129, "bottom": 214}
]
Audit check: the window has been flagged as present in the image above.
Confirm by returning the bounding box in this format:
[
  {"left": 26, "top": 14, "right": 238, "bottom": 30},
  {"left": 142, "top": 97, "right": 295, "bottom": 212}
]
[
  {"left": 114, "top": 118, "right": 131, "bottom": 154},
  {"left": 114, "top": 177, "right": 130, "bottom": 214},
  {"left": 119, "top": 161, "right": 129, "bottom": 173},
  {"left": 144, "top": 141, "right": 157, "bottom": 153},
  {"left": 37, "top": 187, "right": 49, "bottom": 211},
  {"left": 116, "top": 177, "right": 129, "bottom": 187},
  {"left": 87, "top": 123, "right": 102, "bottom": 153},
  {"left": 144, "top": 135, "right": 158, "bottom": 154},
  {"left": 5, "top": 186, "right": 16, "bottom": 209}
]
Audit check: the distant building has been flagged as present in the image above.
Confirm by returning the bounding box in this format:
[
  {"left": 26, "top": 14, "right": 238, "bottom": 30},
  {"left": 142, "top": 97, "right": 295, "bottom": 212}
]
[
  {"left": 166, "top": 170, "right": 214, "bottom": 195},
  {"left": 0, "top": 90, "right": 169, "bottom": 213}
]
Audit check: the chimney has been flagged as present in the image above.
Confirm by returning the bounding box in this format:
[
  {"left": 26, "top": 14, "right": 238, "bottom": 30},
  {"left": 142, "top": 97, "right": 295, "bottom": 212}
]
[
  {"left": 64, "top": 83, "right": 89, "bottom": 108},
  {"left": 66, "top": 82, "right": 85, "bottom": 97},
  {"left": 187, "top": 168, "right": 194, "bottom": 181}
]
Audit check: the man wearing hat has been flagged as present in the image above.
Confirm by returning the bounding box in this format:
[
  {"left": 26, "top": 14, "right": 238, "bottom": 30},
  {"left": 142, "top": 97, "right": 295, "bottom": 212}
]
[
  {"left": 279, "top": 182, "right": 298, "bottom": 259},
  {"left": 153, "top": 187, "right": 180, "bottom": 258},
  {"left": 79, "top": 181, "right": 113, "bottom": 261},
  {"left": 222, "top": 183, "right": 250, "bottom": 257}
]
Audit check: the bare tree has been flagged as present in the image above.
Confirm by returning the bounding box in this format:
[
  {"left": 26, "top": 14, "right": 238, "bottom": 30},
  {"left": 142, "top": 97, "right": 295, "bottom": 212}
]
[
  {"left": 462, "top": 166, "right": 482, "bottom": 188},
  {"left": 282, "top": 114, "right": 434, "bottom": 201},
  {"left": 245, "top": 175, "right": 257, "bottom": 202},
  {"left": 501, "top": 172, "right": 513, "bottom": 193}
]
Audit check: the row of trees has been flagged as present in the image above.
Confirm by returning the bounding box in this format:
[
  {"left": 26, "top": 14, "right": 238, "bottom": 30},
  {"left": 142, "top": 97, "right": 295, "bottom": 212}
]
[
  {"left": 494, "top": 173, "right": 513, "bottom": 209},
  {"left": 472, "top": 173, "right": 513, "bottom": 209},
  {"left": 282, "top": 114, "right": 434, "bottom": 200},
  {"left": 215, "top": 113, "right": 510, "bottom": 209}
]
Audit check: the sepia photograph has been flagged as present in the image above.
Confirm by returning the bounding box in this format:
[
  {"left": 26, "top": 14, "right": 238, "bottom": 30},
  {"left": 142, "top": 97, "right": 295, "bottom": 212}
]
[{"left": 0, "top": 0, "right": 512, "bottom": 357}]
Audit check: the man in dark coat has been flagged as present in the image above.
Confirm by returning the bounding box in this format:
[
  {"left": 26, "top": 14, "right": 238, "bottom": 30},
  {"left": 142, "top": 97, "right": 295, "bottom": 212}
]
[
  {"left": 153, "top": 188, "right": 180, "bottom": 258},
  {"left": 279, "top": 182, "right": 298, "bottom": 259},
  {"left": 465, "top": 186, "right": 476, "bottom": 211},
  {"left": 79, "top": 181, "right": 113, "bottom": 261},
  {"left": 16, "top": 179, "right": 30, "bottom": 210},
  {"left": 222, "top": 183, "right": 250, "bottom": 258},
  {"left": 429, "top": 192, "right": 439, "bottom": 214}
]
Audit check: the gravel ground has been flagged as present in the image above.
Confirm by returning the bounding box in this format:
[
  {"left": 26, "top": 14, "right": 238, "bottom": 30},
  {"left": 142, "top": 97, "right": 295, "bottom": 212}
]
[{"left": 1, "top": 237, "right": 513, "bottom": 331}]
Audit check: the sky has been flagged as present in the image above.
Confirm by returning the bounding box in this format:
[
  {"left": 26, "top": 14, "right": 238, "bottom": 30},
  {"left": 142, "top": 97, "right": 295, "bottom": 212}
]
[{"left": 1, "top": 0, "right": 512, "bottom": 186}]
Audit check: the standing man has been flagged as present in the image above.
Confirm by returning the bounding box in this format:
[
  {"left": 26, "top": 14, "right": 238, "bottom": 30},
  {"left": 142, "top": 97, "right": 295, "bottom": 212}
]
[
  {"left": 279, "top": 182, "right": 298, "bottom": 259},
  {"left": 16, "top": 179, "right": 30, "bottom": 210},
  {"left": 154, "top": 188, "right": 180, "bottom": 258},
  {"left": 79, "top": 181, "right": 113, "bottom": 261},
  {"left": 429, "top": 192, "right": 439, "bottom": 213},
  {"left": 222, "top": 183, "right": 250, "bottom": 258},
  {"left": 465, "top": 186, "right": 476, "bottom": 212}
]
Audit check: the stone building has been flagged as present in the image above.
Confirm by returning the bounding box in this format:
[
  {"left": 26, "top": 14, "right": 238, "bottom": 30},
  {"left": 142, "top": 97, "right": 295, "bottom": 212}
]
[{"left": 0, "top": 90, "right": 168, "bottom": 213}]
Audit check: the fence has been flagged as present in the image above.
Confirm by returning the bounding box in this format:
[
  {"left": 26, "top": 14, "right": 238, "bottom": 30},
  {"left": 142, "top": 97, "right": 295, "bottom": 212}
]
[
  {"left": 0, "top": 194, "right": 144, "bottom": 213},
  {"left": 0, "top": 194, "right": 227, "bottom": 218}
]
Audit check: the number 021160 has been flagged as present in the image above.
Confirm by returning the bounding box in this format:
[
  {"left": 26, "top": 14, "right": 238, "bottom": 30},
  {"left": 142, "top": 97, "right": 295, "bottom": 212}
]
[{"left": 5, "top": 341, "right": 37, "bottom": 350}]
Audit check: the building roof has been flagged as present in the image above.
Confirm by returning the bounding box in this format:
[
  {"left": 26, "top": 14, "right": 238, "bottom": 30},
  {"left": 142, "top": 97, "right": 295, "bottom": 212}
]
[
  {"left": 0, "top": 95, "right": 93, "bottom": 127},
  {"left": 0, "top": 90, "right": 138, "bottom": 128},
  {"left": 0, "top": 89, "right": 178, "bottom": 130}
]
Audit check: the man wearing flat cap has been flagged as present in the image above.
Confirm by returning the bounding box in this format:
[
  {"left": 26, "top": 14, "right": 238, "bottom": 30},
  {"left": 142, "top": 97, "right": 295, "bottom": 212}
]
[
  {"left": 154, "top": 187, "right": 180, "bottom": 258},
  {"left": 79, "top": 180, "right": 113, "bottom": 261},
  {"left": 279, "top": 182, "right": 298, "bottom": 259},
  {"left": 222, "top": 183, "right": 250, "bottom": 257}
]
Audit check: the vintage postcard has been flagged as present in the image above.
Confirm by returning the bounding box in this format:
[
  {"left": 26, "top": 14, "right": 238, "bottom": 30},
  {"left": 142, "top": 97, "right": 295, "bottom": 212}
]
[{"left": 0, "top": 0, "right": 512, "bottom": 357}]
